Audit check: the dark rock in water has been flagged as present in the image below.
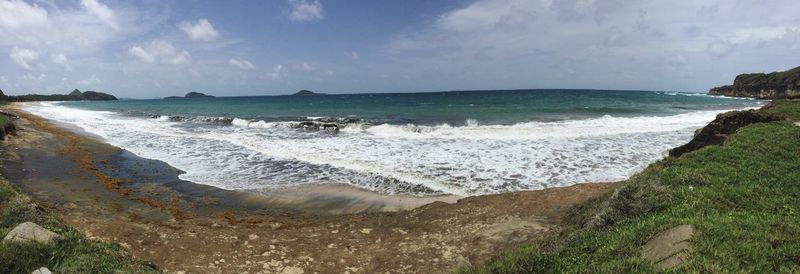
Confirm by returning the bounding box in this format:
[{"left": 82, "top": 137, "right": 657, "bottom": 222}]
[
  {"left": 185, "top": 92, "right": 215, "bottom": 98},
  {"left": 709, "top": 66, "right": 800, "bottom": 99},
  {"left": 669, "top": 110, "right": 783, "bottom": 157},
  {"left": 293, "top": 90, "right": 322, "bottom": 96}
]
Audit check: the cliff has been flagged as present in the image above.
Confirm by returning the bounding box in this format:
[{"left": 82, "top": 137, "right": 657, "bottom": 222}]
[{"left": 709, "top": 66, "right": 800, "bottom": 99}]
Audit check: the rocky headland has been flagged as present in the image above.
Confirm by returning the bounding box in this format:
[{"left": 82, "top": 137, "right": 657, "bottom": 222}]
[
  {"left": 0, "top": 89, "right": 117, "bottom": 102},
  {"left": 709, "top": 66, "right": 800, "bottom": 99}
]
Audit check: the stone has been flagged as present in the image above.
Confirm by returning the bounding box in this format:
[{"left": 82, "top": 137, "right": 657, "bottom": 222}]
[
  {"left": 642, "top": 224, "right": 695, "bottom": 269},
  {"left": 3, "top": 222, "right": 63, "bottom": 245},
  {"left": 31, "top": 267, "right": 52, "bottom": 274}
]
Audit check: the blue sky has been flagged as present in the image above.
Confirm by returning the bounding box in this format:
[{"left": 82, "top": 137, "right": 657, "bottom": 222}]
[{"left": 2, "top": 0, "right": 800, "bottom": 98}]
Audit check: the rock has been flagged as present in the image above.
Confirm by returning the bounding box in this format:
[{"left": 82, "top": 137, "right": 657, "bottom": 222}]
[
  {"left": 642, "top": 224, "right": 695, "bottom": 269},
  {"left": 669, "top": 110, "right": 782, "bottom": 157},
  {"left": 2, "top": 222, "right": 63, "bottom": 245},
  {"left": 31, "top": 267, "right": 52, "bottom": 274},
  {"left": 709, "top": 66, "right": 800, "bottom": 99}
]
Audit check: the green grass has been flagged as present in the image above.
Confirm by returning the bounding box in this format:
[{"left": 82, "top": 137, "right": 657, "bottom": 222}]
[
  {"left": 0, "top": 177, "right": 158, "bottom": 273},
  {"left": 464, "top": 101, "right": 800, "bottom": 273}
]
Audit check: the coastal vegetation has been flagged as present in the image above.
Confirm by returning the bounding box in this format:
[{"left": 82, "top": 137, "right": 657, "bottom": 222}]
[
  {"left": 0, "top": 89, "right": 117, "bottom": 102},
  {"left": 464, "top": 99, "right": 800, "bottom": 273},
  {"left": 710, "top": 66, "right": 800, "bottom": 99}
]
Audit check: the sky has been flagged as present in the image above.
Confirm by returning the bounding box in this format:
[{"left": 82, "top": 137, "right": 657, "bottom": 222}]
[{"left": 1, "top": 0, "right": 800, "bottom": 98}]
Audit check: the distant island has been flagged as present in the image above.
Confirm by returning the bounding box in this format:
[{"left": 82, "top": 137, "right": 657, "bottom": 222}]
[
  {"left": 709, "top": 66, "right": 800, "bottom": 99},
  {"left": 0, "top": 89, "right": 117, "bottom": 102},
  {"left": 292, "top": 90, "right": 323, "bottom": 96},
  {"left": 165, "top": 92, "right": 215, "bottom": 99}
]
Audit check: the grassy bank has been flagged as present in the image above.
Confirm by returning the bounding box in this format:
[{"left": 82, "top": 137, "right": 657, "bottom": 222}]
[
  {"left": 466, "top": 100, "right": 800, "bottom": 273},
  {"left": 0, "top": 114, "right": 157, "bottom": 273}
]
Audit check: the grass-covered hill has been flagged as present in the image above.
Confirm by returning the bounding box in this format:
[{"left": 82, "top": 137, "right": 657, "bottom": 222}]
[{"left": 464, "top": 99, "right": 800, "bottom": 273}]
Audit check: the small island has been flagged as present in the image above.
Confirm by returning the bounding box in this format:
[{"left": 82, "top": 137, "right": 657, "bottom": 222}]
[
  {"left": 165, "top": 92, "right": 216, "bottom": 99},
  {"left": 292, "top": 90, "right": 323, "bottom": 96}
]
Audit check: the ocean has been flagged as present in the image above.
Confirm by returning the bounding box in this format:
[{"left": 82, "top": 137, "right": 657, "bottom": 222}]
[{"left": 23, "top": 89, "right": 763, "bottom": 196}]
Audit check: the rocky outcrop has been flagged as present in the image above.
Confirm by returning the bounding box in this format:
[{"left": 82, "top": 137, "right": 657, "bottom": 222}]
[
  {"left": 642, "top": 224, "right": 695, "bottom": 269},
  {"left": 669, "top": 110, "right": 783, "bottom": 157},
  {"left": 2, "top": 222, "right": 63, "bottom": 245},
  {"left": 709, "top": 66, "right": 800, "bottom": 99}
]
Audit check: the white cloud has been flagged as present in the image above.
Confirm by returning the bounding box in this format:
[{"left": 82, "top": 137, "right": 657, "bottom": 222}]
[
  {"left": 50, "top": 53, "right": 70, "bottom": 70},
  {"left": 706, "top": 40, "right": 735, "bottom": 57},
  {"left": 383, "top": 0, "right": 800, "bottom": 91},
  {"left": 179, "top": 19, "right": 219, "bottom": 42},
  {"left": 0, "top": 0, "right": 48, "bottom": 29},
  {"left": 10, "top": 47, "right": 39, "bottom": 70},
  {"left": 80, "top": 0, "right": 120, "bottom": 31},
  {"left": 287, "top": 0, "right": 324, "bottom": 22},
  {"left": 347, "top": 51, "right": 359, "bottom": 60},
  {"left": 228, "top": 58, "right": 255, "bottom": 70},
  {"left": 78, "top": 74, "right": 102, "bottom": 86},
  {"left": 296, "top": 62, "right": 317, "bottom": 71},
  {"left": 269, "top": 64, "right": 285, "bottom": 80},
  {"left": 128, "top": 40, "right": 191, "bottom": 65}
]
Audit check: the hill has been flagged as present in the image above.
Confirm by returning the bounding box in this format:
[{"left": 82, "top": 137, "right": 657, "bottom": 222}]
[{"left": 709, "top": 66, "right": 800, "bottom": 99}]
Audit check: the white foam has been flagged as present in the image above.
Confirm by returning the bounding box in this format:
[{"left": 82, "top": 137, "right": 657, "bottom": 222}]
[{"left": 22, "top": 102, "right": 758, "bottom": 196}]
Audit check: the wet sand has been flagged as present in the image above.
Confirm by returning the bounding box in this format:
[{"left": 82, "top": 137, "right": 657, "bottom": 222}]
[{"left": 1, "top": 103, "right": 616, "bottom": 273}]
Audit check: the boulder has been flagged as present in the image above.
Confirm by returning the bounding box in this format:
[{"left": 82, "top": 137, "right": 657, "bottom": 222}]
[
  {"left": 31, "top": 267, "right": 52, "bottom": 274},
  {"left": 2, "top": 222, "right": 62, "bottom": 245},
  {"left": 642, "top": 224, "right": 695, "bottom": 269}
]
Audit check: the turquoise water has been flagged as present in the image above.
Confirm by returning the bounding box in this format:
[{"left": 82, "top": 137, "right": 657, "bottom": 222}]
[
  {"left": 32, "top": 89, "right": 762, "bottom": 196},
  {"left": 61, "top": 89, "right": 759, "bottom": 125}
]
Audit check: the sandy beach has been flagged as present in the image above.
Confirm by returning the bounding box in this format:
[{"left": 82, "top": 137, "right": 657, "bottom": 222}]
[{"left": 1, "top": 103, "right": 615, "bottom": 273}]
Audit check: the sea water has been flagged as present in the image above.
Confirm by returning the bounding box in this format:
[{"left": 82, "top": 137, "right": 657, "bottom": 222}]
[{"left": 24, "top": 89, "right": 763, "bottom": 196}]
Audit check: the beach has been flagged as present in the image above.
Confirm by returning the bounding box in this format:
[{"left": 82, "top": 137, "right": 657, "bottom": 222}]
[{"left": 1, "top": 103, "right": 614, "bottom": 273}]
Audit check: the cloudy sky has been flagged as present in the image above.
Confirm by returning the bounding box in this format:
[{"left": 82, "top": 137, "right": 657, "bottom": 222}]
[{"left": 1, "top": 0, "right": 800, "bottom": 98}]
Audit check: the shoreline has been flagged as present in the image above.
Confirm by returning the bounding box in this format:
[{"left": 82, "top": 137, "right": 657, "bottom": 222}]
[
  {"left": 10, "top": 102, "right": 461, "bottom": 214},
  {"left": 1, "top": 102, "right": 616, "bottom": 273}
]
